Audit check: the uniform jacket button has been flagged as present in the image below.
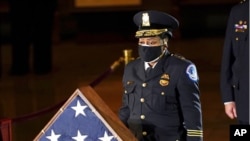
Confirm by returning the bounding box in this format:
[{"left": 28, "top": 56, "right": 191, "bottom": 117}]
[
  {"left": 161, "top": 92, "right": 165, "bottom": 95},
  {"left": 142, "top": 131, "right": 147, "bottom": 136},
  {"left": 140, "top": 115, "right": 145, "bottom": 119},
  {"left": 140, "top": 98, "right": 145, "bottom": 102},
  {"left": 142, "top": 83, "right": 147, "bottom": 87}
]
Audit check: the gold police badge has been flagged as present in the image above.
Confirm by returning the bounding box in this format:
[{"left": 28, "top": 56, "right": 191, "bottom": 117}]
[
  {"left": 159, "top": 74, "right": 170, "bottom": 86},
  {"left": 142, "top": 12, "right": 150, "bottom": 27}
]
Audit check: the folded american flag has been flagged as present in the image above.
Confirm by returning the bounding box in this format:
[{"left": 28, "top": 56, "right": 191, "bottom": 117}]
[{"left": 34, "top": 89, "right": 121, "bottom": 141}]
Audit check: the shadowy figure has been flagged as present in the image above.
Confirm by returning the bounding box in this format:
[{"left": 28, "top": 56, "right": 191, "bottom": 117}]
[{"left": 220, "top": 0, "right": 249, "bottom": 125}]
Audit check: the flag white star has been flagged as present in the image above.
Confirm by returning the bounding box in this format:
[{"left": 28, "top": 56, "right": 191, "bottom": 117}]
[
  {"left": 71, "top": 100, "right": 87, "bottom": 117},
  {"left": 46, "top": 130, "right": 61, "bottom": 141},
  {"left": 72, "top": 130, "right": 88, "bottom": 141},
  {"left": 98, "top": 131, "right": 114, "bottom": 141}
]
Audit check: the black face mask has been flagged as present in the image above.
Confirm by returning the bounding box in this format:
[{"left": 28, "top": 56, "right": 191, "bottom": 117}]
[{"left": 138, "top": 45, "right": 164, "bottom": 62}]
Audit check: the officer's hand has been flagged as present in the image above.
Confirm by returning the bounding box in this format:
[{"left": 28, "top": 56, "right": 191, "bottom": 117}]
[{"left": 224, "top": 102, "right": 237, "bottom": 119}]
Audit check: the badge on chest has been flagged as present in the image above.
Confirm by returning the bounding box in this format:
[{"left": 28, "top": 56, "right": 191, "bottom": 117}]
[{"left": 159, "top": 73, "right": 170, "bottom": 86}]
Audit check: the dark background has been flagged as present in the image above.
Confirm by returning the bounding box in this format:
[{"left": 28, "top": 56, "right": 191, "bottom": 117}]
[
  {"left": 0, "top": 0, "right": 239, "bottom": 42},
  {"left": 0, "top": 0, "right": 242, "bottom": 140}
]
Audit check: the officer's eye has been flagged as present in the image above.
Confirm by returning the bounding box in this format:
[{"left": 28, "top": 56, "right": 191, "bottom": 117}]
[
  {"left": 148, "top": 41, "right": 157, "bottom": 45},
  {"left": 138, "top": 41, "right": 145, "bottom": 45},
  {"left": 138, "top": 38, "right": 160, "bottom": 46}
]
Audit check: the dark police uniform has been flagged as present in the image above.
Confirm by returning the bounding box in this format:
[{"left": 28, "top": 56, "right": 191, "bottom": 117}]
[
  {"left": 220, "top": 0, "right": 249, "bottom": 124},
  {"left": 119, "top": 10, "right": 203, "bottom": 141}
]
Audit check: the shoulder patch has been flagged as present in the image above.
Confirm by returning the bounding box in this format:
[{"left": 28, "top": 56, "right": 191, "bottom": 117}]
[{"left": 186, "top": 64, "right": 198, "bottom": 81}]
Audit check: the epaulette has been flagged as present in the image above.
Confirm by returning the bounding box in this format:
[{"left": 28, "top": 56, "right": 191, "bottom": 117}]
[
  {"left": 171, "top": 53, "right": 186, "bottom": 60},
  {"left": 240, "top": 0, "right": 247, "bottom": 4}
]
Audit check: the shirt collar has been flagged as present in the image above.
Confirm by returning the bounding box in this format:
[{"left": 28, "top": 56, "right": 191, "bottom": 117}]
[{"left": 144, "top": 62, "right": 158, "bottom": 70}]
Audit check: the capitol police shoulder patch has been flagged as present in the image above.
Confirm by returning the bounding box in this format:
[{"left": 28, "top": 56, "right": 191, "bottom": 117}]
[{"left": 186, "top": 64, "right": 198, "bottom": 81}]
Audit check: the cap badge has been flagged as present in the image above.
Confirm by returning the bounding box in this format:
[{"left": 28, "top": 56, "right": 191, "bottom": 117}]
[{"left": 142, "top": 12, "right": 150, "bottom": 27}]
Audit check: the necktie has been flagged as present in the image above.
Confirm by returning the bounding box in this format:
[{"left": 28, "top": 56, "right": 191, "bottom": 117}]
[{"left": 145, "top": 66, "right": 152, "bottom": 77}]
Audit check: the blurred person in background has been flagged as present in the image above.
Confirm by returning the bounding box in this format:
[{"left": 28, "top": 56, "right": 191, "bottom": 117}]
[{"left": 220, "top": 0, "right": 249, "bottom": 124}]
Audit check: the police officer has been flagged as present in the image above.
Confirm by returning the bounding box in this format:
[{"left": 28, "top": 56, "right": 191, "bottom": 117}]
[
  {"left": 119, "top": 10, "right": 203, "bottom": 141},
  {"left": 220, "top": 0, "right": 249, "bottom": 124}
]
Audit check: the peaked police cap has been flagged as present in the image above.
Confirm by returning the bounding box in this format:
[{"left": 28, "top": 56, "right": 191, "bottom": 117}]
[{"left": 133, "top": 10, "right": 179, "bottom": 38}]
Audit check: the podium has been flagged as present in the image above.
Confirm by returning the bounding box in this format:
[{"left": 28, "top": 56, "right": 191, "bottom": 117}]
[{"left": 34, "top": 86, "right": 137, "bottom": 141}]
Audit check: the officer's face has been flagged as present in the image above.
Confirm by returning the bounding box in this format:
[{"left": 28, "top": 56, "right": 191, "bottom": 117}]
[{"left": 138, "top": 36, "right": 163, "bottom": 47}]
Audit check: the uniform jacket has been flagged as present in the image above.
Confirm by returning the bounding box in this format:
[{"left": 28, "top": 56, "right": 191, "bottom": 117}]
[
  {"left": 119, "top": 52, "right": 203, "bottom": 141},
  {"left": 220, "top": 0, "right": 249, "bottom": 123}
]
